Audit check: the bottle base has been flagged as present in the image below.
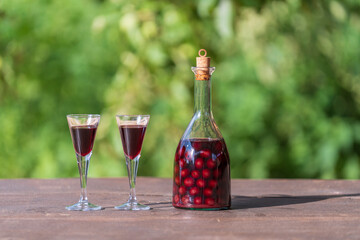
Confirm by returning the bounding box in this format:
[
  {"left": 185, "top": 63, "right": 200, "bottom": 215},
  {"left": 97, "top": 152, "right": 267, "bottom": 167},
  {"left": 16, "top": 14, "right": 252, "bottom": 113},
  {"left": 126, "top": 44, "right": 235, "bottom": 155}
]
[{"left": 173, "top": 204, "right": 230, "bottom": 211}]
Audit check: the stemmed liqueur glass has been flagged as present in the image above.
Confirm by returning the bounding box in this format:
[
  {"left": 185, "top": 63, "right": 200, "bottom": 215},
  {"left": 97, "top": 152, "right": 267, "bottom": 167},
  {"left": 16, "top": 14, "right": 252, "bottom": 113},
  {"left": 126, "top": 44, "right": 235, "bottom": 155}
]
[
  {"left": 115, "top": 115, "right": 150, "bottom": 210},
  {"left": 66, "top": 114, "right": 101, "bottom": 211}
]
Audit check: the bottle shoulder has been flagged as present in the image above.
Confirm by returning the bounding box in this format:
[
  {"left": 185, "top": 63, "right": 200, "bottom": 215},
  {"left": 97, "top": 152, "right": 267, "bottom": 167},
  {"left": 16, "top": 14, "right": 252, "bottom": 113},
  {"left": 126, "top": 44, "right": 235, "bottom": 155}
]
[{"left": 181, "top": 111, "right": 223, "bottom": 140}]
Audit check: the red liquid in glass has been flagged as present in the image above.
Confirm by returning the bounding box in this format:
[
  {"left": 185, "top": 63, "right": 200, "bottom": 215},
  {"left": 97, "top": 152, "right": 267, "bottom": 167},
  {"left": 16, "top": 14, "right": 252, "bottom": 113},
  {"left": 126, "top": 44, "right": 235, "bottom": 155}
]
[
  {"left": 70, "top": 125, "right": 97, "bottom": 156},
  {"left": 119, "top": 125, "right": 147, "bottom": 159},
  {"left": 172, "top": 138, "right": 231, "bottom": 209}
]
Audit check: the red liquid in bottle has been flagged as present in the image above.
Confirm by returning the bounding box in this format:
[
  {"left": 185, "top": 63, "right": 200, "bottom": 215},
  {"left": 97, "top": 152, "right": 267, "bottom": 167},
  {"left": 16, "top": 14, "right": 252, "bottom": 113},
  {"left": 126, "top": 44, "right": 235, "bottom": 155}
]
[
  {"left": 119, "top": 125, "right": 147, "bottom": 159},
  {"left": 172, "top": 138, "right": 231, "bottom": 209},
  {"left": 70, "top": 125, "right": 97, "bottom": 156}
]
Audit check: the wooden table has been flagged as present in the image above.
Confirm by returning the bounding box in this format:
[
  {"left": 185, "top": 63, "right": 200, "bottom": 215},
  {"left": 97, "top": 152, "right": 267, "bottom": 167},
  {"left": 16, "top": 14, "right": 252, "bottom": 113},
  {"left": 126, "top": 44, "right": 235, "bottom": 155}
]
[{"left": 0, "top": 178, "right": 359, "bottom": 239}]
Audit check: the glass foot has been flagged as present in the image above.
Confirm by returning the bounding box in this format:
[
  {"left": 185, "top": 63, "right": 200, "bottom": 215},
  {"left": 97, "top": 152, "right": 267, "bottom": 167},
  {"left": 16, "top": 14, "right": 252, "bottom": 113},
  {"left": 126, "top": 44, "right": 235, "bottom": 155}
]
[
  {"left": 115, "top": 201, "right": 150, "bottom": 211},
  {"left": 66, "top": 201, "right": 102, "bottom": 211}
]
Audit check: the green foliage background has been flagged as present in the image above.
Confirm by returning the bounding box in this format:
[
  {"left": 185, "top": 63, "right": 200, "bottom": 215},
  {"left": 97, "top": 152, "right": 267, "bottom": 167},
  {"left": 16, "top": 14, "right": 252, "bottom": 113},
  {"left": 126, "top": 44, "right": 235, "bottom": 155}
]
[{"left": 0, "top": 0, "right": 359, "bottom": 179}]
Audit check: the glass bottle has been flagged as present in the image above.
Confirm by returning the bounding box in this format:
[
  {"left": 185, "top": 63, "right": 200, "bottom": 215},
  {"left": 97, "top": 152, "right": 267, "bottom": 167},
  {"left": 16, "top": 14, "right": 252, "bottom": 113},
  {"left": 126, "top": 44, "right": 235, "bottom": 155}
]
[{"left": 172, "top": 49, "right": 231, "bottom": 210}]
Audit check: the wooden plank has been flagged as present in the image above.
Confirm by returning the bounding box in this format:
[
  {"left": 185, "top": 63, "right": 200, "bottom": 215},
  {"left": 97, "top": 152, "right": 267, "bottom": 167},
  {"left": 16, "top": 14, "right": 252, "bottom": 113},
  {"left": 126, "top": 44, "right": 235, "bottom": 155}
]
[{"left": 0, "top": 178, "right": 360, "bottom": 239}]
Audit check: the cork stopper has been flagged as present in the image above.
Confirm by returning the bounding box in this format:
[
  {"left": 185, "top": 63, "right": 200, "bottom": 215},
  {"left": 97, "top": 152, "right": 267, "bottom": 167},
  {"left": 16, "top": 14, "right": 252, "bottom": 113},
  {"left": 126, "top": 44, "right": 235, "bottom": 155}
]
[
  {"left": 196, "top": 49, "right": 211, "bottom": 68},
  {"left": 195, "top": 49, "right": 211, "bottom": 81}
]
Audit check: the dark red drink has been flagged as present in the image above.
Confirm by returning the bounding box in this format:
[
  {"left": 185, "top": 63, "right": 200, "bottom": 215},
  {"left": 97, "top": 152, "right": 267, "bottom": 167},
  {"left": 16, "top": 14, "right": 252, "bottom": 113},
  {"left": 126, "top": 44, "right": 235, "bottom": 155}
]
[
  {"left": 119, "top": 125, "right": 147, "bottom": 159},
  {"left": 70, "top": 125, "right": 98, "bottom": 156},
  {"left": 172, "top": 138, "right": 231, "bottom": 209}
]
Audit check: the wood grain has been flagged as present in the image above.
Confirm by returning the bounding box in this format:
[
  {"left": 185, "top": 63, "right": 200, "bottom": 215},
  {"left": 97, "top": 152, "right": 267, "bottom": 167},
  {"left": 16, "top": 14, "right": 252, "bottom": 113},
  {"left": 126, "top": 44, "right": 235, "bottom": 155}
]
[{"left": 0, "top": 178, "right": 359, "bottom": 239}]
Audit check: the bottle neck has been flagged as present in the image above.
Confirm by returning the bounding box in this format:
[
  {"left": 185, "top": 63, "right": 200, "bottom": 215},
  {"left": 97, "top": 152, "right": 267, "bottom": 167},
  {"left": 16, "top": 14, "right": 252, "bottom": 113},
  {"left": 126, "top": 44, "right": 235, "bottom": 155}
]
[{"left": 194, "top": 79, "right": 212, "bottom": 115}]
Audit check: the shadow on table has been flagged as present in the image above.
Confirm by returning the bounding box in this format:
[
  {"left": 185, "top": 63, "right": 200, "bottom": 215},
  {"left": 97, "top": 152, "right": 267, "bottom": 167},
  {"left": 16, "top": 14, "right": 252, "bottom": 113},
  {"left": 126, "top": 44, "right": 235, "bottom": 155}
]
[
  {"left": 231, "top": 193, "right": 360, "bottom": 210},
  {"left": 105, "top": 194, "right": 360, "bottom": 210},
  {"left": 100, "top": 201, "right": 172, "bottom": 210},
  {"left": 146, "top": 201, "right": 172, "bottom": 209}
]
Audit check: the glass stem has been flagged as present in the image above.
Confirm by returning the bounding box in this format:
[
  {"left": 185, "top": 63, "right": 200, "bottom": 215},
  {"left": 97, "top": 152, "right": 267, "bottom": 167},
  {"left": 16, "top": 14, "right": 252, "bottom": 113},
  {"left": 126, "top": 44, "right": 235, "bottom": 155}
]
[
  {"left": 76, "top": 153, "right": 91, "bottom": 203},
  {"left": 125, "top": 155, "right": 140, "bottom": 203}
]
